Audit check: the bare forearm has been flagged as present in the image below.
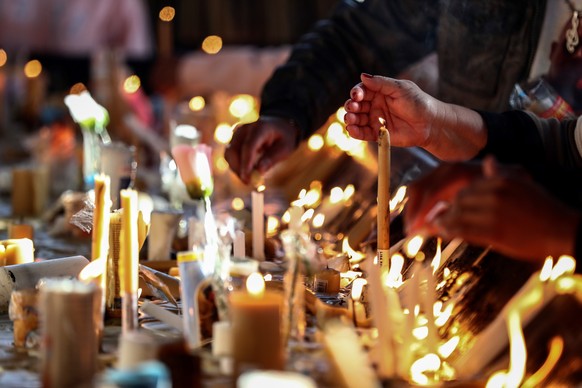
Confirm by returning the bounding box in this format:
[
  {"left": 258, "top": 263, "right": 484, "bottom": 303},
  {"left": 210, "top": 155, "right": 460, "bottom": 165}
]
[{"left": 423, "top": 103, "right": 487, "bottom": 161}]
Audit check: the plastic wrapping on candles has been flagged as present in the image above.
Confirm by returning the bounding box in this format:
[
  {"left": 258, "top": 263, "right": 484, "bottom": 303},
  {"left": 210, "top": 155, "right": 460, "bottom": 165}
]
[{"left": 177, "top": 250, "right": 207, "bottom": 350}]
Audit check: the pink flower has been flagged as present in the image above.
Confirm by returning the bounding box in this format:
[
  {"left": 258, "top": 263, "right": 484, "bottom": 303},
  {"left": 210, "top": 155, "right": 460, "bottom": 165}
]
[{"left": 171, "top": 144, "right": 214, "bottom": 199}]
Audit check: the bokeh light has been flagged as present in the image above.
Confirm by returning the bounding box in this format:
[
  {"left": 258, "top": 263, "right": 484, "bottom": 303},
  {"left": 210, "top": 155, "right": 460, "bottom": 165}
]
[
  {"left": 189, "top": 96, "right": 205, "bottom": 111},
  {"left": 202, "top": 35, "right": 223, "bottom": 54},
  {"left": 159, "top": 6, "right": 175, "bottom": 22},
  {"left": 24, "top": 60, "right": 42, "bottom": 78},
  {"left": 123, "top": 75, "right": 141, "bottom": 94}
]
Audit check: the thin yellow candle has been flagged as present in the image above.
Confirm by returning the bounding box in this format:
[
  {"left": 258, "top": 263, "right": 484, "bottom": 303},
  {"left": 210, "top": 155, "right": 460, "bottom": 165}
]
[
  {"left": 120, "top": 189, "right": 139, "bottom": 294},
  {"left": 92, "top": 174, "right": 111, "bottom": 263},
  {"left": 377, "top": 122, "right": 390, "bottom": 268}
]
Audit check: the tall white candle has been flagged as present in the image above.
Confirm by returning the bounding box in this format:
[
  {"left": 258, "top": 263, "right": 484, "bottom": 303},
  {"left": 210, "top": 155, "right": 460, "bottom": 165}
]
[{"left": 251, "top": 188, "right": 265, "bottom": 260}]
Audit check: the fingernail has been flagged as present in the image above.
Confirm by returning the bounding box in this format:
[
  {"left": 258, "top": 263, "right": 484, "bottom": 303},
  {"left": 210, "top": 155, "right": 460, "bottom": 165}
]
[{"left": 362, "top": 73, "right": 373, "bottom": 78}]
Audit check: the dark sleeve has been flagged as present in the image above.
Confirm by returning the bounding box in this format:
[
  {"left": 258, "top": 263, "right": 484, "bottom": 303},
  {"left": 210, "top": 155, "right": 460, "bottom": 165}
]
[
  {"left": 476, "top": 110, "right": 582, "bottom": 169},
  {"left": 259, "top": 0, "right": 438, "bottom": 140},
  {"left": 576, "top": 220, "right": 582, "bottom": 274},
  {"left": 476, "top": 110, "right": 582, "bottom": 208}
]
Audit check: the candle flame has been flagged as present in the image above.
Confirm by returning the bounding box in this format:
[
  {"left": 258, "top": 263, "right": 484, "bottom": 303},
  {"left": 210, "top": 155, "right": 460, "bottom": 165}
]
[
  {"left": 301, "top": 208, "right": 314, "bottom": 222},
  {"left": 389, "top": 186, "right": 407, "bottom": 212},
  {"left": 550, "top": 255, "right": 576, "bottom": 281},
  {"left": 405, "top": 235, "right": 424, "bottom": 258},
  {"left": 351, "top": 278, "right": 367, "bottom": 302},
  {"left": 342, "top": 237, "right": 365, "bottom": 263},
  {"left": 343, "top": 184, "right": 355, "bottom": 201},
  {"left": 431, "top": 238, "right": 442, "bottom": 274},
  {"left": 438, "top": 336, "right": 460, "bottom": 359},
  {"left": 78, "top": 257, "right": 105, "bottom": 281},
  {"left": 256, "top": 184, "right": 266, "bottom": 193},
  {"left": 266, "top": 216, "right": 279, "bottom": 237},
  {"left": 412, "top": 326, "right": 429, "bottom": 340},
  {"left": 312, "top": 213, "right": 325, "bottom": 228},
  {"left": 386, "top": 253, "right": 404, "bottom": 288},
  {"left": 434, "top": 302, "right": 454, "bottom": 327},
  {"left": 539, "top": 257, "right": 554, "bottom": 281},
  {"left": 263, "top": 273, "right": 272, "bottom": 282},
  {"left": 330, "top": 187, "right": 344, "bottom": 204},
  {"left": 246, "top": 272, "right": 265, "bottom": 297},
  {"left": 410, "top": 353, "right": 441, "bottom": 385}
]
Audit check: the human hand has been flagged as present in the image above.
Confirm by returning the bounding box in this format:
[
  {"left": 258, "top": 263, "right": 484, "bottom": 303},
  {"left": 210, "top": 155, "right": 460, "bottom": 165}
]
[
  {"left": 224, "top": 116, "right": 300, "bottom": 184},
  {"left": 343, "top": 74, "right": 438, "bottom": 148},
  {"left": 408, "top": 157, "right": 580, "bottom": 261},
  {"left": 344, "top": 74, "right": 486, "bottom": 161}
]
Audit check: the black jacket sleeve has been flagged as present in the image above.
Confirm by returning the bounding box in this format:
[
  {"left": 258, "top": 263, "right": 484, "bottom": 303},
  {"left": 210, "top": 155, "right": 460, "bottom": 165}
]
[
  {"left": 477, "top": 110, "right": 582, "bottom": 208},
  {"left": 259, "top": 0, "right": 438, "bottom": 140}
]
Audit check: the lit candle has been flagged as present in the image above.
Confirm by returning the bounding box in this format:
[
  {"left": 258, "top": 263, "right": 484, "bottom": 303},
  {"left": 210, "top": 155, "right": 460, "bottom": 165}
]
[
  {"left": 351, "top": 277, "right": 368, "bottom": 327},
  {"left": 251, "top": 186, "right": 265, "bottom": 260},
  {"left": 231, "top": 272, "right": 283, "bottom": 374},
  {"left": 377, "top": 124, "right": 390, "bottom": 268},
  {"left": 238, "top": 370, "right": 317, "bottom": 388},
  {"left": 120, "top": 189, "right": 139, "bottom": 332}
]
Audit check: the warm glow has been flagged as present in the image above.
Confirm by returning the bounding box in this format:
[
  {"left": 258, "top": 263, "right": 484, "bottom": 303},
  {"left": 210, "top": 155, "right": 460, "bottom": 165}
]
[
  {"left": 431, "top": 238, "right": 442, "bottom": 274},
  {"left": 329, "top": 187, "right": 343, "bottom": 204},
  {"left": 325, "top": 122, "right": 344, "bottom": 147},
  {"left": 386, "top": 253, "right": 404, "bottom": 288},
  {"left": 335, "top": 107, "right": 347, "bottom": 122},
  {"left": 214, "top": 123, "right": 234, "bottom": 144},
  {"left": 405, "top": 235, "right": 424, "bottom": 258},
  {"left": 246, "top": 272, "right": 265, "bottom": 297},
  {"left": 159, "top": 6, "right": 175, "bottom": 21},
  {"left": 312, "top": 213, "right": 325, "bottom": 228},
  {"left": 342, "top": 237, "right": 365, "bottom": 262},
  {"left": 257, "top": 184, "right": 265, "bottom": 193},
  {"left": 231, "top": 197, "right": 244, "bottom": 211},
  {"left": 389, "top": 186, "right": 407, "bottom": 212},
  {"left": 550, "top": 255, "right": 576, "bottom": 280},
  {"left": 189, "top": 96, "right": 205, "bottom": 111},
  {"left": 78, "top": 257, "right": 106, "bottom": 281},
  {"left": 539, "top": 257, "right": 553, "bottom": 281},
  {"left": 307, "top": 134, "right": 325, "bottom": 151},
  {"left": 264, "top": 273, "right": 272, "bottom": 282},
  {"left": 174, "top": 124, "right": 198, "bottom": 141},
  {"left": 24, "top": 59, "right": 42, "bottom": 78},
  {"left": 267, "top": 216, "right": 279, "bottom": 236},
  {"left": 351, "top": 278, "right": 367, "bottom": 301},
  {"left": 0, "top": 49, "right": 6, "bottom": 67},
  {"left": 522, "top": 336, "right": 564, "bottom": 387},
  {"left": 202, "top": 35, "right": 223, "bottom": 54},
  {"left": 229, "top": 94, "right": 255, "bottom": 118},
  {"left": 438, "top": 336, "right": 460, "bottom": 359},
  {"left": 410, "top": 353, "right": 441, "bottom": 385},
  {"left": 123, "top": 75, "right": 141, "bottom": 94}
]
